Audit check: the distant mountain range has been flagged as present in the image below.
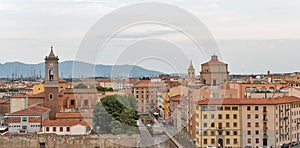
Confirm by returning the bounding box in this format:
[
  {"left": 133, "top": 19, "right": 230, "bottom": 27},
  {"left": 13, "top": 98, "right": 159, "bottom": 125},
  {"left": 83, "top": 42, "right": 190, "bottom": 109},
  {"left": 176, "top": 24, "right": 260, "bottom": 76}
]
[{"left": 0, "top": 61, "right": 163, "bottom": 78}]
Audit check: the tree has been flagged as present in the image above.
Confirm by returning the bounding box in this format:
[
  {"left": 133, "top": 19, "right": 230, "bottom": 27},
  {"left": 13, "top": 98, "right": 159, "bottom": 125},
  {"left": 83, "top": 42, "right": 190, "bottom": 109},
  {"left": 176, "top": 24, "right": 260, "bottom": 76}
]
[
  {"left": 96, "top": 86, "right": 113, "bottom": 92},
  {"left": 93, "top": 95, "right": 140, "bottom": 135},
  {"left": 74, "top": 83, "right": 88, "bottom": 89}
]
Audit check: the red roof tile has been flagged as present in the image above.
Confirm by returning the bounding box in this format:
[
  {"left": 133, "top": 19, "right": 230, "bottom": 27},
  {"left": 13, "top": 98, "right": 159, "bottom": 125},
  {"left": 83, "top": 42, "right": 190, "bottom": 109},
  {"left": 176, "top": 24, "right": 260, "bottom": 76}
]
[
  {"left": 9, "top": 105, "right": 50, "bottom": 115},
  {"left": 42, "top": 120, "right": 89, "bottom": 127},
  {"left": 198, "top": 96, "right": 300, "bottom": 105},
  {"left": 134, "top": 80, "right": 168, "bottom": 88},
  {"left": 0, "top": 99, "right": 8, "bottom": 104},
  {"left": 56, "top": 112, "right": 93, "bottom": 118},
  {"left": 170, "top": 95, "right": 182, "bottom": 101}
]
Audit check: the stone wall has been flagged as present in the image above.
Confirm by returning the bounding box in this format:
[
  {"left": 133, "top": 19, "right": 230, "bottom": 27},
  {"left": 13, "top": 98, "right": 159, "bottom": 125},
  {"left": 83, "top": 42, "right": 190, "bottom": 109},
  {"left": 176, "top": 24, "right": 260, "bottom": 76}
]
[{"left": 0, "top": 133, "right": 139, "bottom": 148}]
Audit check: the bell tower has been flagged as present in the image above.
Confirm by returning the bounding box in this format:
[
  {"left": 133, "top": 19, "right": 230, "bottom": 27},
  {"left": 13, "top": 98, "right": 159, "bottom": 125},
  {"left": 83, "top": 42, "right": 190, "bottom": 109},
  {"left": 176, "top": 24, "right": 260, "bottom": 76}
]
[
  {"left": 188, "top": 60, "right": 195, "bottom": 83},
  {"left": 44, "top": 46, "right": 60, "bottom": 119}
]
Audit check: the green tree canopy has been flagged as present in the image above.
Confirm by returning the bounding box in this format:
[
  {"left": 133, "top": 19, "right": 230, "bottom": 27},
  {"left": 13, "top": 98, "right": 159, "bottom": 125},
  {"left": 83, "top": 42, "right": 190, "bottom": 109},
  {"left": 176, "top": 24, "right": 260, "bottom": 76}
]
[
  {"left": 74, "top": 83, "right": 88, "bottom": 89},
  {"left": 93, "top": 95, "right": 139, "bottom": 135}
]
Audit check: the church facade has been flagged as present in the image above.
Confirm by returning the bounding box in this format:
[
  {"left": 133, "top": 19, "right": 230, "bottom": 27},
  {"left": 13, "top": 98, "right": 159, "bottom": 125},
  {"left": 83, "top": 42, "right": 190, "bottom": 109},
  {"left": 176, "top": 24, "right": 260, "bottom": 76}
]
[
  {"left": 200, "top": 55, "right": 229, "bottom": 86},
  {"left": 10, "top": 47, "right": 99, "bottom": 122}
]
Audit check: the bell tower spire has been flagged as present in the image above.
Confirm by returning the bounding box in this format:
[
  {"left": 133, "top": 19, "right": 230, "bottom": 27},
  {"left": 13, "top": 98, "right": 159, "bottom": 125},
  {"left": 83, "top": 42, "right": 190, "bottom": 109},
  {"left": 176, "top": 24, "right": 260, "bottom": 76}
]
[
  {"left": 188, "top": 60, "right": 195, "bottom": 83},
  {"left": 44, "top": 46, "right": 60, "bottom": 120}
]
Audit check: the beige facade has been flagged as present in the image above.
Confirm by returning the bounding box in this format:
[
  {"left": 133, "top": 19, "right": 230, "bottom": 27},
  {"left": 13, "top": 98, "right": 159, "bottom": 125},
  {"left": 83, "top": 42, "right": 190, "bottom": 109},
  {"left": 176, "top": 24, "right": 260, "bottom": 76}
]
[
  {"left": 200, "top": 55, "right": 229, "bottom": 86},
  {"left": 195, "top": 104, "right": 241, "bottom": 148},
  {"left": 196, "top": 97, "right": 300, "bottom": 148}
]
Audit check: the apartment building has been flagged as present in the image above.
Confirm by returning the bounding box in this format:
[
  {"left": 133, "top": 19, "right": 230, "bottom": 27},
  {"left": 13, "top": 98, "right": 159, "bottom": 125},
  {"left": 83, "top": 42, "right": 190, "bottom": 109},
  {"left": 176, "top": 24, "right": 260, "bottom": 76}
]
[
  {"left": 133, "top": 79, "right": 168, "bottom": 113},
  {"left": 195, "top": 96, "right": 300, "bottom": 148}
]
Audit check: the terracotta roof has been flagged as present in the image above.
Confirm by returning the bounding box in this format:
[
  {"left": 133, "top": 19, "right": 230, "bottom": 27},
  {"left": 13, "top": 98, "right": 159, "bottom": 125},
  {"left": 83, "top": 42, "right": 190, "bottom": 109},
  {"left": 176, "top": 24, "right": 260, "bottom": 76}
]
[
  {"left": 198, "top": 96, "right": 300, "bottom": 105},
  {"left": 10, "top": 94, "right": 29, "bottom": 98},
  {"left": 9, "top": 105, "right": 50, "bottom": 115},
  {"left": 42, "top": 120, "right": 89, "bottom": 127},
  {"left": 30, "top": 92, "right": 45, "bottom": 98},
  {"left": 170, "top": 95, "right": 182, "bottom": 101},
  {"left": 56, "top": 112, "right": 93, "bottom": 118},
  {"left": 10, "top": 92, "right": 45, "bottom": 99},
  {"left": 59, "top": 78, "right": 67, "bottom": 83},
  {"left": 63, "top": 89, "right": 98, "bottom": 94},
  {"left": 134, "top": 80, "right": 168, "bottom": 88},
  {"left": 0, "top": 99, "right": 8, "bottom": 104},
  {"left": 201, "top": 60, "right": 227, "bottom": 65}
]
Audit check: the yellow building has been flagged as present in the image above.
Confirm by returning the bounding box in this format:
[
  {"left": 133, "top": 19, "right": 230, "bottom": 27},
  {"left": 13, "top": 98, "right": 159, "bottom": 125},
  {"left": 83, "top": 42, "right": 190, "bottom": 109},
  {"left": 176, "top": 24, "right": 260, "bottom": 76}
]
[
  {"left": 196, "top": 102, "right": 241, "bottom": 148},
  {"left": 32, "top": 83, "right": 45, "bottom": 94},
  {"left": 196, "top": 97, "right": 300, "bottom": 148}
]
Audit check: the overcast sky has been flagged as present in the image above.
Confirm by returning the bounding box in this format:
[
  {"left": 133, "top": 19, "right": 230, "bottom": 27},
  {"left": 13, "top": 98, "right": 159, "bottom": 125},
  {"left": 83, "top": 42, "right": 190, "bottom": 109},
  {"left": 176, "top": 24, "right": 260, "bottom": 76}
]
[{"left": 0, "top": 0, "right": 300, "bottom": 74}]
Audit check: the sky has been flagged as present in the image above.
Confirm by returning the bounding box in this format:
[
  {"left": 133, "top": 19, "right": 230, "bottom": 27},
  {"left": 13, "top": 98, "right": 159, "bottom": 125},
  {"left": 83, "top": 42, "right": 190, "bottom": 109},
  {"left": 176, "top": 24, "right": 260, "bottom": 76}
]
[{"left": 0, "top": 0, "right": 300, "bottom": 74}]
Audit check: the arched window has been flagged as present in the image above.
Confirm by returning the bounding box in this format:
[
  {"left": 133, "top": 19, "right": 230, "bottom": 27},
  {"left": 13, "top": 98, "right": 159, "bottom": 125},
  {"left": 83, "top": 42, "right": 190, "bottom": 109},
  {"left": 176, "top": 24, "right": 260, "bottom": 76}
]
[
  {"left": 49, "top": 93, "right": 54, "bottom": 100},
  {"left": 49, "top": 69, "right": 54, "bottom": 80}
]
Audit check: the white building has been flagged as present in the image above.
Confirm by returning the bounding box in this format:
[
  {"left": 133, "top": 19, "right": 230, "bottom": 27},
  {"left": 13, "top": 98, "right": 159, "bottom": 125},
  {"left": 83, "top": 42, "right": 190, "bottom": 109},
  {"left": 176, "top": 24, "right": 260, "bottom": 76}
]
[
  {"left": 5, "top": 105, "right": 50, "bottom": 134},
  {"left": 41, "top": 120, "right": 90, "bottom": 135}
]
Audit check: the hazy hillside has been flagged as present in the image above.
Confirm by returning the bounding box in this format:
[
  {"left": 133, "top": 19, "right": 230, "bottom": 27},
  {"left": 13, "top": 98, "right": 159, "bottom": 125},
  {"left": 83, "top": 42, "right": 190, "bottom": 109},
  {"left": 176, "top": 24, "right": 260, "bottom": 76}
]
[{"left": 0, "top": 61, "right": 162, "bottom": 78}]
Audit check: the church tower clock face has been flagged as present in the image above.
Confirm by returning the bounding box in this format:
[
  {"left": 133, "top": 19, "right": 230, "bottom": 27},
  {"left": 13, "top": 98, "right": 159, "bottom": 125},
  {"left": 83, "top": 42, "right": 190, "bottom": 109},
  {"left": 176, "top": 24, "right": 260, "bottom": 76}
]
[{"left": 50, "top": 63, "right": 54, "bottom": 67}]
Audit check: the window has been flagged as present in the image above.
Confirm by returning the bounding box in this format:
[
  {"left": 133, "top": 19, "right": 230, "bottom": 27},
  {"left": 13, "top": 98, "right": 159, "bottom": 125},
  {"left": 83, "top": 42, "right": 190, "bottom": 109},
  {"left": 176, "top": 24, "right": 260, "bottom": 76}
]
[
  {"left": 255, "top": 130, "right": 259, "bottom": 135},
  {"left": 255, "top": 122, "right": 259, "bottom": 127},
  {"left": 217, "top": 106, "right": 223, "bottom": 110},
  {"left": 22, "top": 126, "right": 27, "bottom": 129},
  {"left": 234, "top": 138, "right": 238, "bottom": 144},
  {"left": 211, "top": 114, "right": 215, "bottom": 119},
  {"left": 70, "top": 100, "right": 75, "bottom": 105},
  {"left": 226, "top": 114, "right": 230, "bottom": 119},
  {"left": 247, "top": 122, "right": 251, "bottom": 127},
  {"left": 204, "top": 139, "right": 207, "bottom": 144},
  {"left": 226, "top": 139, "right": 230, "bottom": 145},
  {"left": 67, "top": 127, "right": 70, "bottom": 132},
  {"left": 60, "top": 127, "right": 63, "bottom": 132},
  {"left": 232, "top": 106, "right": 238, "bottom": 110},
  {"left": 218, "top": 131, "right": 222, "bottom": 135},
  {"left": 211, "top": 123, "right": 215, "bottom": 128},
  {"left": 49, "top": 93, "right": 54, "bottom": 100},
  {"left": 202, "top": 106, "right": 208, "bottom": 110},
  {"left": 247, "top": 131, "right": 251, "bottom": 135},
  {"left": 218, "top": 114, "right": 222, "bottom": 119},
  {"left": 53, "top": 127, "right": 56, "bottom": 132},
  {"left": 247, "top": 114, "right": 251, "bottom": 119},
  {"left": 22, "top": 117, "right": 28, "bottom": 122},
  {"left": 203, "top": 114, "right": 207, "bottom": 119},
  {"left": 203, "top": 123, "right": 207, "bottom": 128},
  {"left": 255, "top": 106, "right": 259, "bottom": 111},
  {"left": 211, "top": 139, "right": 215, "bottom": 144},
  {"left": 211, "top": 131, "right": 215, "bottom": 136},
  {"left": 211, "top": 106, "right": 217, "bottom": 110},
  {"left": 46, "top": 127, "right": 49, "bottom": 132},
  {"left": 255, "top": 138, "right": 259, "bottom": 144},
  {"left": 84, "top": 100, "right": 88, "bottom": 106},
  {"left": 233, "top": 122, "right": 237, "bottom": 127},
  {"left": 226, "top": 131, "right": 230, "bottom": 135},
  {"left": 247, "top": 106, "right": 251, "bottom": 111},
  {"left": 255, "top": 114, "right": 259, "bottom": 119},
  {"left": 225, "top": 106, "right": 231, "bottom": 110},
  {"left": 226, "top": 122, "right": 230, "bottom": 128},
  {"left": 233, "top": 131, "right": 238, "bottom": 135},
  {"left": 248, "top": 138, "right": 251, "bottom": 144},
  {"left": 233, "top": 114, "right": 237, "bottom": 119},
  {"left": 203, "top": 131, "right": 207, "bottom": 136}
]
